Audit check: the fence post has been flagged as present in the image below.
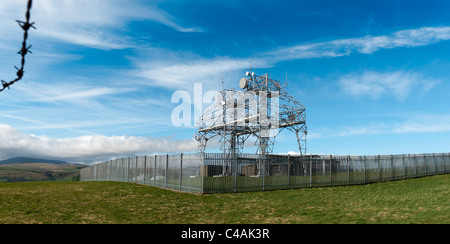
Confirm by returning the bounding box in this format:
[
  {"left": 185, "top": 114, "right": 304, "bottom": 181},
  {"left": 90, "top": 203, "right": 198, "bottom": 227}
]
[
  {"left": 112, "top": 159, "right": 115, "bottom": 182},
  {"left": 262, "top": 155, "right": 266, "bottom": 191},
  {"left": 123, "top": 158, "right": 126, "bottom": 182},
  {"left": 402, "top": 155, "right": 406, "bottom": 179},
  {"left": 363, "top": 156, "right": 366, "bottom": 184},
  {"left": 233, "top": 153, "right": 237, "bottom": 193},
  {"left": 126, "top": 158, "right": 129, "bottom": 182},
  {"left": 166, "top": 154, "right": 169, "bottom": 188},
  {"left": 154, "top": 155, "right": 157, "bottom": 187},
  {"left": 414, "top": 154, "right": 417, "bottom": 177},
  {"left": 330, "top": 154, "right": 333, "bottom": 186},
  {"left": 143, "top": 155, "right": 147, "bottom": 185},
  {"left": 391, "top": 155, "right": 394, "bottom": 180},
  {"left": 127, "top": 157, "right": 130, "bottom": 182},
  {"left": 287, "top": 154, "right": 291, "bottom": 189},
  {"left": 119, "top": 158, "right": 125, "bottom": 182},
  {"left": 135, "top": 156, "right": 138, "bottom": 182},
  {"left": 433, "top": 153, "right": 437, "bottom": 174},
  {"left": 424, "top": 154, "right": 427, "bottom": 176},
  {"left": 446, "top": 153, "right": 449, "bottom": 173},
  {"left": 179, "top": 153, "right": 183, "bottom": 192},
  {"left": 201, "top": 152, "right": 205, "bottom": 194},
  {"left": 377, "top": 155, "right": 381, "bottom": 182},
  {"left": 347, "top": 156, "right": 351, "bottom": 185},
  {"left": 118, "top": 158, "right": 121, "bottom": 182},
  {"left": 120, "top": 158, "right": 123, "bottom": 182},
  {"left": 309, "top": 154, "right": 312, "bottom": 188},
  {"left": 446, "top": 153, "right": 450, "bottom": 171}
]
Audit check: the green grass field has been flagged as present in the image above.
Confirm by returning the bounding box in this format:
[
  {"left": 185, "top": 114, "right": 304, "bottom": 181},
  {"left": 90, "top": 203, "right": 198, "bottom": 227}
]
[{"left": 0, "top": 174, "right": 448, "bottom": 224}]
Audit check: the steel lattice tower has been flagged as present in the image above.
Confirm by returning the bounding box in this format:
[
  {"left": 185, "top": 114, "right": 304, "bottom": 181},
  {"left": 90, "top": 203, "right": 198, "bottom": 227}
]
[{"left": 195, "top": 71, "right": 307, "bottom": 175}]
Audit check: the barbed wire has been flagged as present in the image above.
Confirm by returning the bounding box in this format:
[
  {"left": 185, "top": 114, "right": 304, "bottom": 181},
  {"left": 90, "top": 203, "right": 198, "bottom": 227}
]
[{"left": 0, "top": 0, "right": 35, "bottom": 93}]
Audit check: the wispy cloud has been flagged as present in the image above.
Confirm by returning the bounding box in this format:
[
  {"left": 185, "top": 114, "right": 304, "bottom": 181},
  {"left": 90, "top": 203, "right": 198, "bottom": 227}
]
[
  {"left": 391, "top": 115, "right": 450, "bottom": 134},
  {"left": 338, "top": 70, "right": 440, "bottom": 100},
  {"left": 11, "top": 81, "right": 136, "bottom": 105},
  {"left": 308, "top": 123, "right": 385, "bottom": 139},
  {"left": 0, "top": 124, "right": 197, "bottom": 164},
  {"left": 18, "top": 0, "right": 203, "bottom": 50},
  {"left": 264, "top": 26, "right": 450, "bottom": 61},
  {"left": 131, "top": 26, "right": 450, "bottom": 90},
  {"left": 131, "top": 56, "right": 269, "bottom": 90},
  {"left": 139, "top": 4, "right": 204, "bottom": 33},
  {"left": 310, "top": 114, "right": 450, "bottom": 140}
]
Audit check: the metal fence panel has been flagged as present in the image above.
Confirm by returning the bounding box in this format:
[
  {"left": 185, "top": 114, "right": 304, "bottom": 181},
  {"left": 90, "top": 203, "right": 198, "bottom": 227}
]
[
  {"left": 289, "top": 156, "right": 310, "bottom": 189},
  {"left": 181, "top": 153, "right": 203, "bottom": 193},
  {"left": 81, "top": 152, "right": 450, "bottom": 194},
  {"left": 350, "top": 156, "right": 365, "bottom": 185}
]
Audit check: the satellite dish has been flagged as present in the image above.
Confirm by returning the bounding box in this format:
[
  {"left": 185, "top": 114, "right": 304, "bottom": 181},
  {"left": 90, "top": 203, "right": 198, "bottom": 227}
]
[{"left": 239, "top": 78, "right": 249, "bottom": 89}]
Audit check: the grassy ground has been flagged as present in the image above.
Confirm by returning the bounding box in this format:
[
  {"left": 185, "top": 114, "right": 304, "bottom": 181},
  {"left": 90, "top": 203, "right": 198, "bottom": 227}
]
[{"left": 0, "top": 174, "right": 448, "bottom": 224}]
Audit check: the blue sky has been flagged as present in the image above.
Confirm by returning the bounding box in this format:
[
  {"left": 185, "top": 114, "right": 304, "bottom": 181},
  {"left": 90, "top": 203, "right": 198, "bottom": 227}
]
[{"left": 1, "top": 0, "right": 450, "bottom": 164}]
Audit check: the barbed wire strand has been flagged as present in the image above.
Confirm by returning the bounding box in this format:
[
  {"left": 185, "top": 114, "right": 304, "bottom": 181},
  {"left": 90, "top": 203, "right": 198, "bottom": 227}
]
[{"left": 1, "top": 0, "right": 35, "bottom": 93}]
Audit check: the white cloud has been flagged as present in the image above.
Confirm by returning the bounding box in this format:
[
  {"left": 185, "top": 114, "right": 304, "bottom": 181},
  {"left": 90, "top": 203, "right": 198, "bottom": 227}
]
[
  {"left": 265, "top": 26, "right": 450, "bottom": 61},
  {"left": 14, "top": 81, "right": 137, "bottom": 104},
  {"left": 338, "top": 70, "right": 440, "bottom": 99},
  {"left": 391, "top": 115, "right": 450, "bottom": 134},
  {"left": 0, "top": 124, "right": 198, "bottom": 164},
  {"left": 308, "top": 123, "right": 385, "bottom": 140},
  {"left": 139, "top": 4, "right": 204, "bottom": 33},
  {"left": 130, "top": 26, "right": 450, "bottom": 90},
  {"left": 132, "top": 56, "right": 270, "bottom": 90},
  {"left": 0, "top": 79, "right": 175, "bottom": 137},
  {"left": 0, "top": 0, "right": 202, "bottom": 50},
  {"left": 310, "top": 115, "right": 450, "bottom": 140}
]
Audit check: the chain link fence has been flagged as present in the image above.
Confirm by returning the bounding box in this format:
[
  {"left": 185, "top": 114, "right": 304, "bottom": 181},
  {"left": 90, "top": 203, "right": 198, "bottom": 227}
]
[{"left": 81, "top": 152, "right": 450, "bottom": 194}]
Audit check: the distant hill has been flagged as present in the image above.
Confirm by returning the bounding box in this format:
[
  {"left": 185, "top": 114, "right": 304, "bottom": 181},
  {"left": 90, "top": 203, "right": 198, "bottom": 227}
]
[
  {"left": 0, "top": 157, "right": 70, "bottom": 165},
  {"left": 0, "top": 158, "right": 87, "bottom": 183}
]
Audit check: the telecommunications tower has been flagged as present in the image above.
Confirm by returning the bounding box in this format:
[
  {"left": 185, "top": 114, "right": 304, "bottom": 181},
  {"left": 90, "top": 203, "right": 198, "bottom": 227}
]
[{"left": 195, "top": 70, "right": 307, "bottom": 175}]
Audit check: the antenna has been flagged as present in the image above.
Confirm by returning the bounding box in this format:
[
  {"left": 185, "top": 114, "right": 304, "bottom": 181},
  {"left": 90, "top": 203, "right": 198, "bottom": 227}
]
[
  {"left": 221, "top": 72, "right": 224, "bottom": 90},
  {"left": 286, "top": 71, "right": 288, "bottom": 87}
]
